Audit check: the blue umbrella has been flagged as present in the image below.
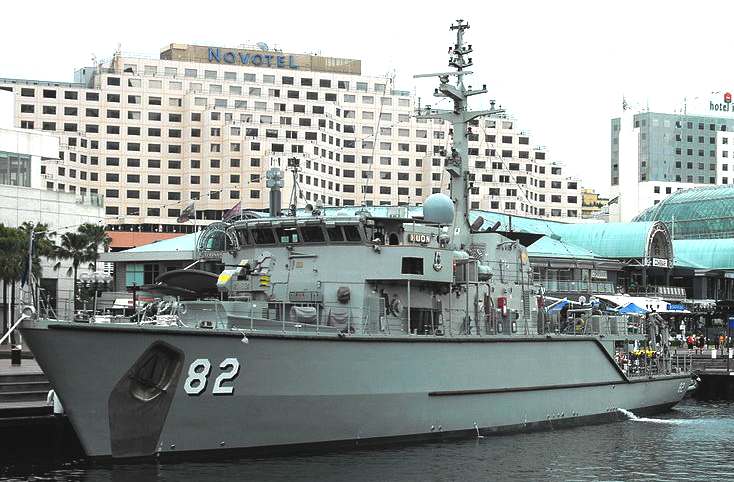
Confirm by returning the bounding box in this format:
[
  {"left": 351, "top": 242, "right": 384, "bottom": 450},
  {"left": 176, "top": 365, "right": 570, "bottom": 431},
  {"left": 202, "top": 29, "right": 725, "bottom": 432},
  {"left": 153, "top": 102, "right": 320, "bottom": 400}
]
[{"left": 618, "top": 302, "right": 649, "bottom": 315}]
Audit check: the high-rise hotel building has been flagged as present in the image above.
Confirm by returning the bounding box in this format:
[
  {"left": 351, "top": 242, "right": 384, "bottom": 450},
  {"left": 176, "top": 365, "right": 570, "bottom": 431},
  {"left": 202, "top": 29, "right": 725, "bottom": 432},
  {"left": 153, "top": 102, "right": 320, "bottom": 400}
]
[
  {"left": 0, "top": 43, "right": 582, "bottom": 233},
  {"left": 611, "top": 96, "right": 734, "bottom": 222}
]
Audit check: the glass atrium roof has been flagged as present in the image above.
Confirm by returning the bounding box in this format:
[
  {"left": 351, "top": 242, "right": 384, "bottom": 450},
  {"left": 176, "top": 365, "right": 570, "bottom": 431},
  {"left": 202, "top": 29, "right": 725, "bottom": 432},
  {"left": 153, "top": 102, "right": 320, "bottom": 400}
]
[{"left": 633, "top": 186, "right": 734, "bottom": 240}]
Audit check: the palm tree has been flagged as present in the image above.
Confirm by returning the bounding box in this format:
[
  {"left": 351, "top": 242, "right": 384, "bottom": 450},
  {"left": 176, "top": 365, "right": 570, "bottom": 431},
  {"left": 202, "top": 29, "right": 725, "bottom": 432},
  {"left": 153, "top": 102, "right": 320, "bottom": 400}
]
[
  {"left": 18, "top": 222, "right": 57, "bottom": 283},
  {"left": 54, "top": 232, "right": 96, "bottom": 311},
  {"left": 78, "top": 223, "right": 111, "bottom": 268},
  {"left": 0, "top": 226, "right": 26, "bottom": 338},
  {"left": 17, "top": 223, "right": 57, "bottom": 320}
]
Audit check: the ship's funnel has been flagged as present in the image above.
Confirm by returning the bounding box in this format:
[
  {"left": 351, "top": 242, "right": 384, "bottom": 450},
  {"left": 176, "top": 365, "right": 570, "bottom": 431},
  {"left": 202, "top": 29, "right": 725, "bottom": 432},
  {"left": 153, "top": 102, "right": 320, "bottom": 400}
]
[{"left": 423, "top": 193, "right": 455, "bottom": 225}]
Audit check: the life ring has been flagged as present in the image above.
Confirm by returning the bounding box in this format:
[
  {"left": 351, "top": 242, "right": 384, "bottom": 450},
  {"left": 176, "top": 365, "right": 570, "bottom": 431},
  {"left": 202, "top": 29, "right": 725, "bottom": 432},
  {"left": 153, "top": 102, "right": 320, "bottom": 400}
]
[{"left": 433, "top": 251, "right": 443, "bottom": 271}]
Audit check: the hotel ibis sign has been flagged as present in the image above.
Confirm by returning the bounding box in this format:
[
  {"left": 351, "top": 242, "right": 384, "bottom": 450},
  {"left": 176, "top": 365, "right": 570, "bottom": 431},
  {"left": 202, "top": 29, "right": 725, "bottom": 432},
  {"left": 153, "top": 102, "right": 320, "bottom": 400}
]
[
  {"left": 710, "top": 92, "right": 733, "bottom": 113},
  {"left": 208, "top": 48, "right": 299, "bottom": 69}
]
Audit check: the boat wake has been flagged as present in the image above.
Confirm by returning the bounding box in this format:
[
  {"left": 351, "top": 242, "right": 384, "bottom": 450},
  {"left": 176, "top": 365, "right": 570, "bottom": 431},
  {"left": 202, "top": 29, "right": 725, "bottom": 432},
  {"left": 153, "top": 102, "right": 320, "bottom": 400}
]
[{"left": 616, "top": 408, "right": 684, "bottom": 424}]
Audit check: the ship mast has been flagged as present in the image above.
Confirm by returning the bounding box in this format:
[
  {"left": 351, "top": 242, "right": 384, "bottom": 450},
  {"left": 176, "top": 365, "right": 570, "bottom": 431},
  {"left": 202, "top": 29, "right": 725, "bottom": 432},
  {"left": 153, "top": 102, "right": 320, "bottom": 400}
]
[{"left": 414, "top": 19, "right": 504, "bottom": 244}]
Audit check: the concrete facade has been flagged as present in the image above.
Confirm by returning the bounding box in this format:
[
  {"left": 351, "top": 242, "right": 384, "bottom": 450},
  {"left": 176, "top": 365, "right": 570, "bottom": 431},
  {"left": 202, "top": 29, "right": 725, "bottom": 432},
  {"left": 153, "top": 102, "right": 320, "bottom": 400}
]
[
  {"left": 581, "top": 187, "right": 608, "bottom": 219},
  {"left": 610, "top": 108, "right": 734, "bottom": 221},
  {"left": 0, "top": 90, "right": 105, "bottom": 321},
  {"left": 0, "top": 43, "right": 582, "bottom": 233}
]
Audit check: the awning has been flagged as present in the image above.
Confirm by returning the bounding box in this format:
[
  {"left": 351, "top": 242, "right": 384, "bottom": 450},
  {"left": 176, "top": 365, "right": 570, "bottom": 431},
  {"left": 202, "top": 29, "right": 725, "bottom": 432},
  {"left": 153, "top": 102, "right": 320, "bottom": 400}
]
[
  {"left": 618, "top": 302, "right": 649, "bottom": 315},
  {"left": 113, "top": 298, "right": 133, "bottom": 308},
  {"left": 112, "top": 297, "right": 154, "bottom": 308}
]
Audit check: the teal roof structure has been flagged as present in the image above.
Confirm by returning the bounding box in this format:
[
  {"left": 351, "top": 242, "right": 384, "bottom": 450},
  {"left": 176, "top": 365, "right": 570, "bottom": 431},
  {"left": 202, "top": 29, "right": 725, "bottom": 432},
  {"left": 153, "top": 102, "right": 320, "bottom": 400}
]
[
  {"left": 673, "top": 238, "right": 734, "bottom": 270},
  {"left": 125, "top": 233, "right": 196, "bottom": 252},
  {"left": 468, "top": 210, "right": 561, "bottom": 236},
  {"left": 526, "top": 236, "right": 599, "bottom": 260},
  {"left": 468, "top": 211, "right": 659, "bottom": 259},
  {"left": 108, "top": 208, "right": 658, "bottom": 265},
  {"left": 306, "top": 206, "right": 565, "bottom": 236},
  {"left": 634, "top": 185, "right": 734, "bottom": 239},
  {"left": 550, "top": 222, "right": 657, "bottom": 259},
  {"left": 103, "top": 203, "right": 734, "bottom": 273}
]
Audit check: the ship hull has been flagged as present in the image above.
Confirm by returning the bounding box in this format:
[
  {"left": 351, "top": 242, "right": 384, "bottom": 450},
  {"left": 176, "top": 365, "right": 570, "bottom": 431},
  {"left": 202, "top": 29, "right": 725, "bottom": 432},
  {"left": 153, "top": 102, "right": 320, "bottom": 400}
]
[{"left": 22, "top": 320, "right": 691, "bottom": 459}]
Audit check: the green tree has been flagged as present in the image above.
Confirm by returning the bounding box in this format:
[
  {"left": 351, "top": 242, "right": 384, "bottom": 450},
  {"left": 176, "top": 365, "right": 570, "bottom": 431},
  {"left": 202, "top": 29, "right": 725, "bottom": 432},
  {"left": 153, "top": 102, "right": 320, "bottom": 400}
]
[
  {"left": 53, "top": 232, "right": 96, "bottom": 311},
  {"left": 78, "top": 222, "right": 111, "bottom": 267},
  {"left": 18, "top": 222, "right": 57, "bottom": 282},
  {"left": 0, "top": 225, "right": 26, "bottom": 337}
]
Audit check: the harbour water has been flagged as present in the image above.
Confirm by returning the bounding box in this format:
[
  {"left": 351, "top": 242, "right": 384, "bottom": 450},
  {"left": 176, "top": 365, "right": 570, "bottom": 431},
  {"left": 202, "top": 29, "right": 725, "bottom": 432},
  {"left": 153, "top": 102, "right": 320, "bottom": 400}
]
[{"left": 1, "top": 398, "right": 732, "bottom": 481}]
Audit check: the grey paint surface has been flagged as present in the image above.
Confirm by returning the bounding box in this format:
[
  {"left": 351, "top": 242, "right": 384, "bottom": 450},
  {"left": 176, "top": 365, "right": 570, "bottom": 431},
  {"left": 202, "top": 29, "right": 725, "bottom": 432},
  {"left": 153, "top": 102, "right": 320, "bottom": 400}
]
[{"left": 22, "top": 322, "right": 689, "bottom": 458}]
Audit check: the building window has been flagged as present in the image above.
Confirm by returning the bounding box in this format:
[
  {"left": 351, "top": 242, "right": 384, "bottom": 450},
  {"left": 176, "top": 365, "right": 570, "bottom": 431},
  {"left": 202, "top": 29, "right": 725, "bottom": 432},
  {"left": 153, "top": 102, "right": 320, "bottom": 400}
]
[{"left": 0, "top": 151, "right": 32, "bottom": 187}]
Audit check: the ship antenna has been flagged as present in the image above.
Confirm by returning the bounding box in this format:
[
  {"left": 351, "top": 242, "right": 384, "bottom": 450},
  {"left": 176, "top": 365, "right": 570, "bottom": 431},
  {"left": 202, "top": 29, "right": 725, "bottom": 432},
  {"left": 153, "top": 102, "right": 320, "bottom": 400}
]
[
  {"left": 286, "top": 156, "right": 302, "bottom": 217},
  {"left": 414, "top": 19, "right": 504, "bottom": 243}
]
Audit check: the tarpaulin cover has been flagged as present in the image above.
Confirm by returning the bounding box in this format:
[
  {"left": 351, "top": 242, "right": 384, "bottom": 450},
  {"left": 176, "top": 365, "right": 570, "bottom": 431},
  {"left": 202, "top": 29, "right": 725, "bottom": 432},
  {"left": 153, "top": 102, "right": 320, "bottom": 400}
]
[{"left": 547, "top": 299, "right": 569, "bottom": 313}]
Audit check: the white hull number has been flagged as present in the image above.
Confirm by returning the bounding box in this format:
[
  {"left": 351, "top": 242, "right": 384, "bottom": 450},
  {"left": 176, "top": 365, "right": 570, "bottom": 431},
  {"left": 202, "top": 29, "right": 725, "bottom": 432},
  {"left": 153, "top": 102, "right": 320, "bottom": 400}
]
[{"left": 184, "top": 358, "right": 241, "bottom": 396}]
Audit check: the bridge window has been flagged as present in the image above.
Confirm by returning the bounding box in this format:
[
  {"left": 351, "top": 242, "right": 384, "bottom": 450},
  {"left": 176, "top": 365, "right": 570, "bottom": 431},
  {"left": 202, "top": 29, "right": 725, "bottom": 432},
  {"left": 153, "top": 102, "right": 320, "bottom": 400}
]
[
  {"left": 300, "top": 225, "right": 325, "bottom": 243},
  {"left": 234, "top": 228, "right": 250, "bottom": 246},
  {"left": 276, "top": 226, "right": 299, "bottom": 244},
  {"left": 343, "top": 225, "right": 362, "bottom": 242},
  {"left": 401, "top": 257, "right": 424, "bottom": 275},
  {"left": 250, "top": 228, "right": 276, "bottom": 245},
  {"left": 326, "top": 226, "right": 344, "bottom": 242}
]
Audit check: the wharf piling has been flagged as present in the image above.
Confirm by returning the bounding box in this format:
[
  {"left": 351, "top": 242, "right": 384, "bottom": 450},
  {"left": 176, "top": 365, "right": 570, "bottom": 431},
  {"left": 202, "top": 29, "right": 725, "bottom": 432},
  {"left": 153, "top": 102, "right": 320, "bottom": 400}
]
[
  {"left": 675, "top": 348, "right": 734, "bottom": 399},
  {"left": 0, "top": 358, "right": 83, "bottom": 461}
]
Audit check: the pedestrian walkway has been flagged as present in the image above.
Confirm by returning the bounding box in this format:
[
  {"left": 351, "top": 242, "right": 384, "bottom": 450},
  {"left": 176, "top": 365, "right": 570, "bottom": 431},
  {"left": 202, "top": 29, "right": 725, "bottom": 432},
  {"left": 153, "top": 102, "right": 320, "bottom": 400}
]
[
  {"left": 672, "top": 347, "right": 734, "bottom": 357},
  {"left": 0, "top": 343, "right": 34, "bottom": 360},
  {"left": 0, "top": 358, "right": 41, "bottom": 376},
  {"left": 0, "top": 358, "right": 49, "bottom": 417}
]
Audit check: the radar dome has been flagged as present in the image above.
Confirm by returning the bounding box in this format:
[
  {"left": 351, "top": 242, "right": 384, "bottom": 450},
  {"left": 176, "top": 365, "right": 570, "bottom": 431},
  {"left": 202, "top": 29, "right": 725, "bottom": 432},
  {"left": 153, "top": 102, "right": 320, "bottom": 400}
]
[{"left": 423, "top": 193, "right": 455, "bottom": 225}]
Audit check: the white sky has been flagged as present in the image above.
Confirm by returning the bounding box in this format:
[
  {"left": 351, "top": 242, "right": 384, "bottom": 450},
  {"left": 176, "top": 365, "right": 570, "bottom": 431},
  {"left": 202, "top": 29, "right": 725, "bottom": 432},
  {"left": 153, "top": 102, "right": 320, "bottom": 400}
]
[{"left": 2, "top": 0, "right": 733, "bottom": 195}]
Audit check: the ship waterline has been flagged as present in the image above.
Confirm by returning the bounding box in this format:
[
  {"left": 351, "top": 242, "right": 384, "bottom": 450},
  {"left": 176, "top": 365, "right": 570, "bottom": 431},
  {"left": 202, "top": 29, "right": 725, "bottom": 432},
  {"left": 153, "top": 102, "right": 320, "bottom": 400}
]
[{"left": 22, "top": 321, "right": 690, "bottom": 458}]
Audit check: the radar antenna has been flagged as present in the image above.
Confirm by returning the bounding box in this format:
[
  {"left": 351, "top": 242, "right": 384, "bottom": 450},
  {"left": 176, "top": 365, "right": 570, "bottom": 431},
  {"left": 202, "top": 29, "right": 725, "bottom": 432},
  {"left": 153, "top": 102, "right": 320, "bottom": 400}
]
[
  {"left": 414, "top": 19, "right": 505, "bottom": 243},
  {"left": 287, "top": 157, "right": 302, "bottom": 217}
]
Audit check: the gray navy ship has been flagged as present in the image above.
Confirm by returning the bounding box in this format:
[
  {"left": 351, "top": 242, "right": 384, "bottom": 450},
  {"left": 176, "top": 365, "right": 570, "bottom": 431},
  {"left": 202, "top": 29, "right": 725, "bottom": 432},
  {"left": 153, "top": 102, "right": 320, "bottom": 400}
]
[{"left": 20, "top": 20, "right": 692, "bottom": 459}]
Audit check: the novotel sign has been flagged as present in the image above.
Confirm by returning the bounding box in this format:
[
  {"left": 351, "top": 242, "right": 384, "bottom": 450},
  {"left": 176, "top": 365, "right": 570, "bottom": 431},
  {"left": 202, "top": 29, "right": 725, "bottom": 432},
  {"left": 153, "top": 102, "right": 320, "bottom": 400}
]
[{"left": 208, "top": 47, "right": 299, "bottom": 69}]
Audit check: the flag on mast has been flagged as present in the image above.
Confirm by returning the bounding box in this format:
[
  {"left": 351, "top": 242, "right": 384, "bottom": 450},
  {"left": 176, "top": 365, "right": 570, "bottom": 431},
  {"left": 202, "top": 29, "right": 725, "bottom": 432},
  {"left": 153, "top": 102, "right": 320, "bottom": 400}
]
[
  {"left": 177, "top": 201, "right": 196, "bottom": 223},
  {"left": 223, "top": 200, "right": 241, "bottom": 221}
]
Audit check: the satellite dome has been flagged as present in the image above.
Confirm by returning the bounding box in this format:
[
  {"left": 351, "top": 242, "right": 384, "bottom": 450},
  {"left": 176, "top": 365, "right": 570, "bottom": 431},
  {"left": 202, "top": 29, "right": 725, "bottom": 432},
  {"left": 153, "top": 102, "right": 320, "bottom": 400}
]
[{"left": 423, "top": 194, "right": 455, "bottom": 225}]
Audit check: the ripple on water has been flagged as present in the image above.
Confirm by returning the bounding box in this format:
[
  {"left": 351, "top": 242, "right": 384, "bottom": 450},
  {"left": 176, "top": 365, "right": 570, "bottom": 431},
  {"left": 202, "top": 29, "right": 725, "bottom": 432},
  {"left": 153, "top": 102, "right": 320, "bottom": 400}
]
[{"left": 2, "top": 399, "right": 734, "bottom": 481}]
